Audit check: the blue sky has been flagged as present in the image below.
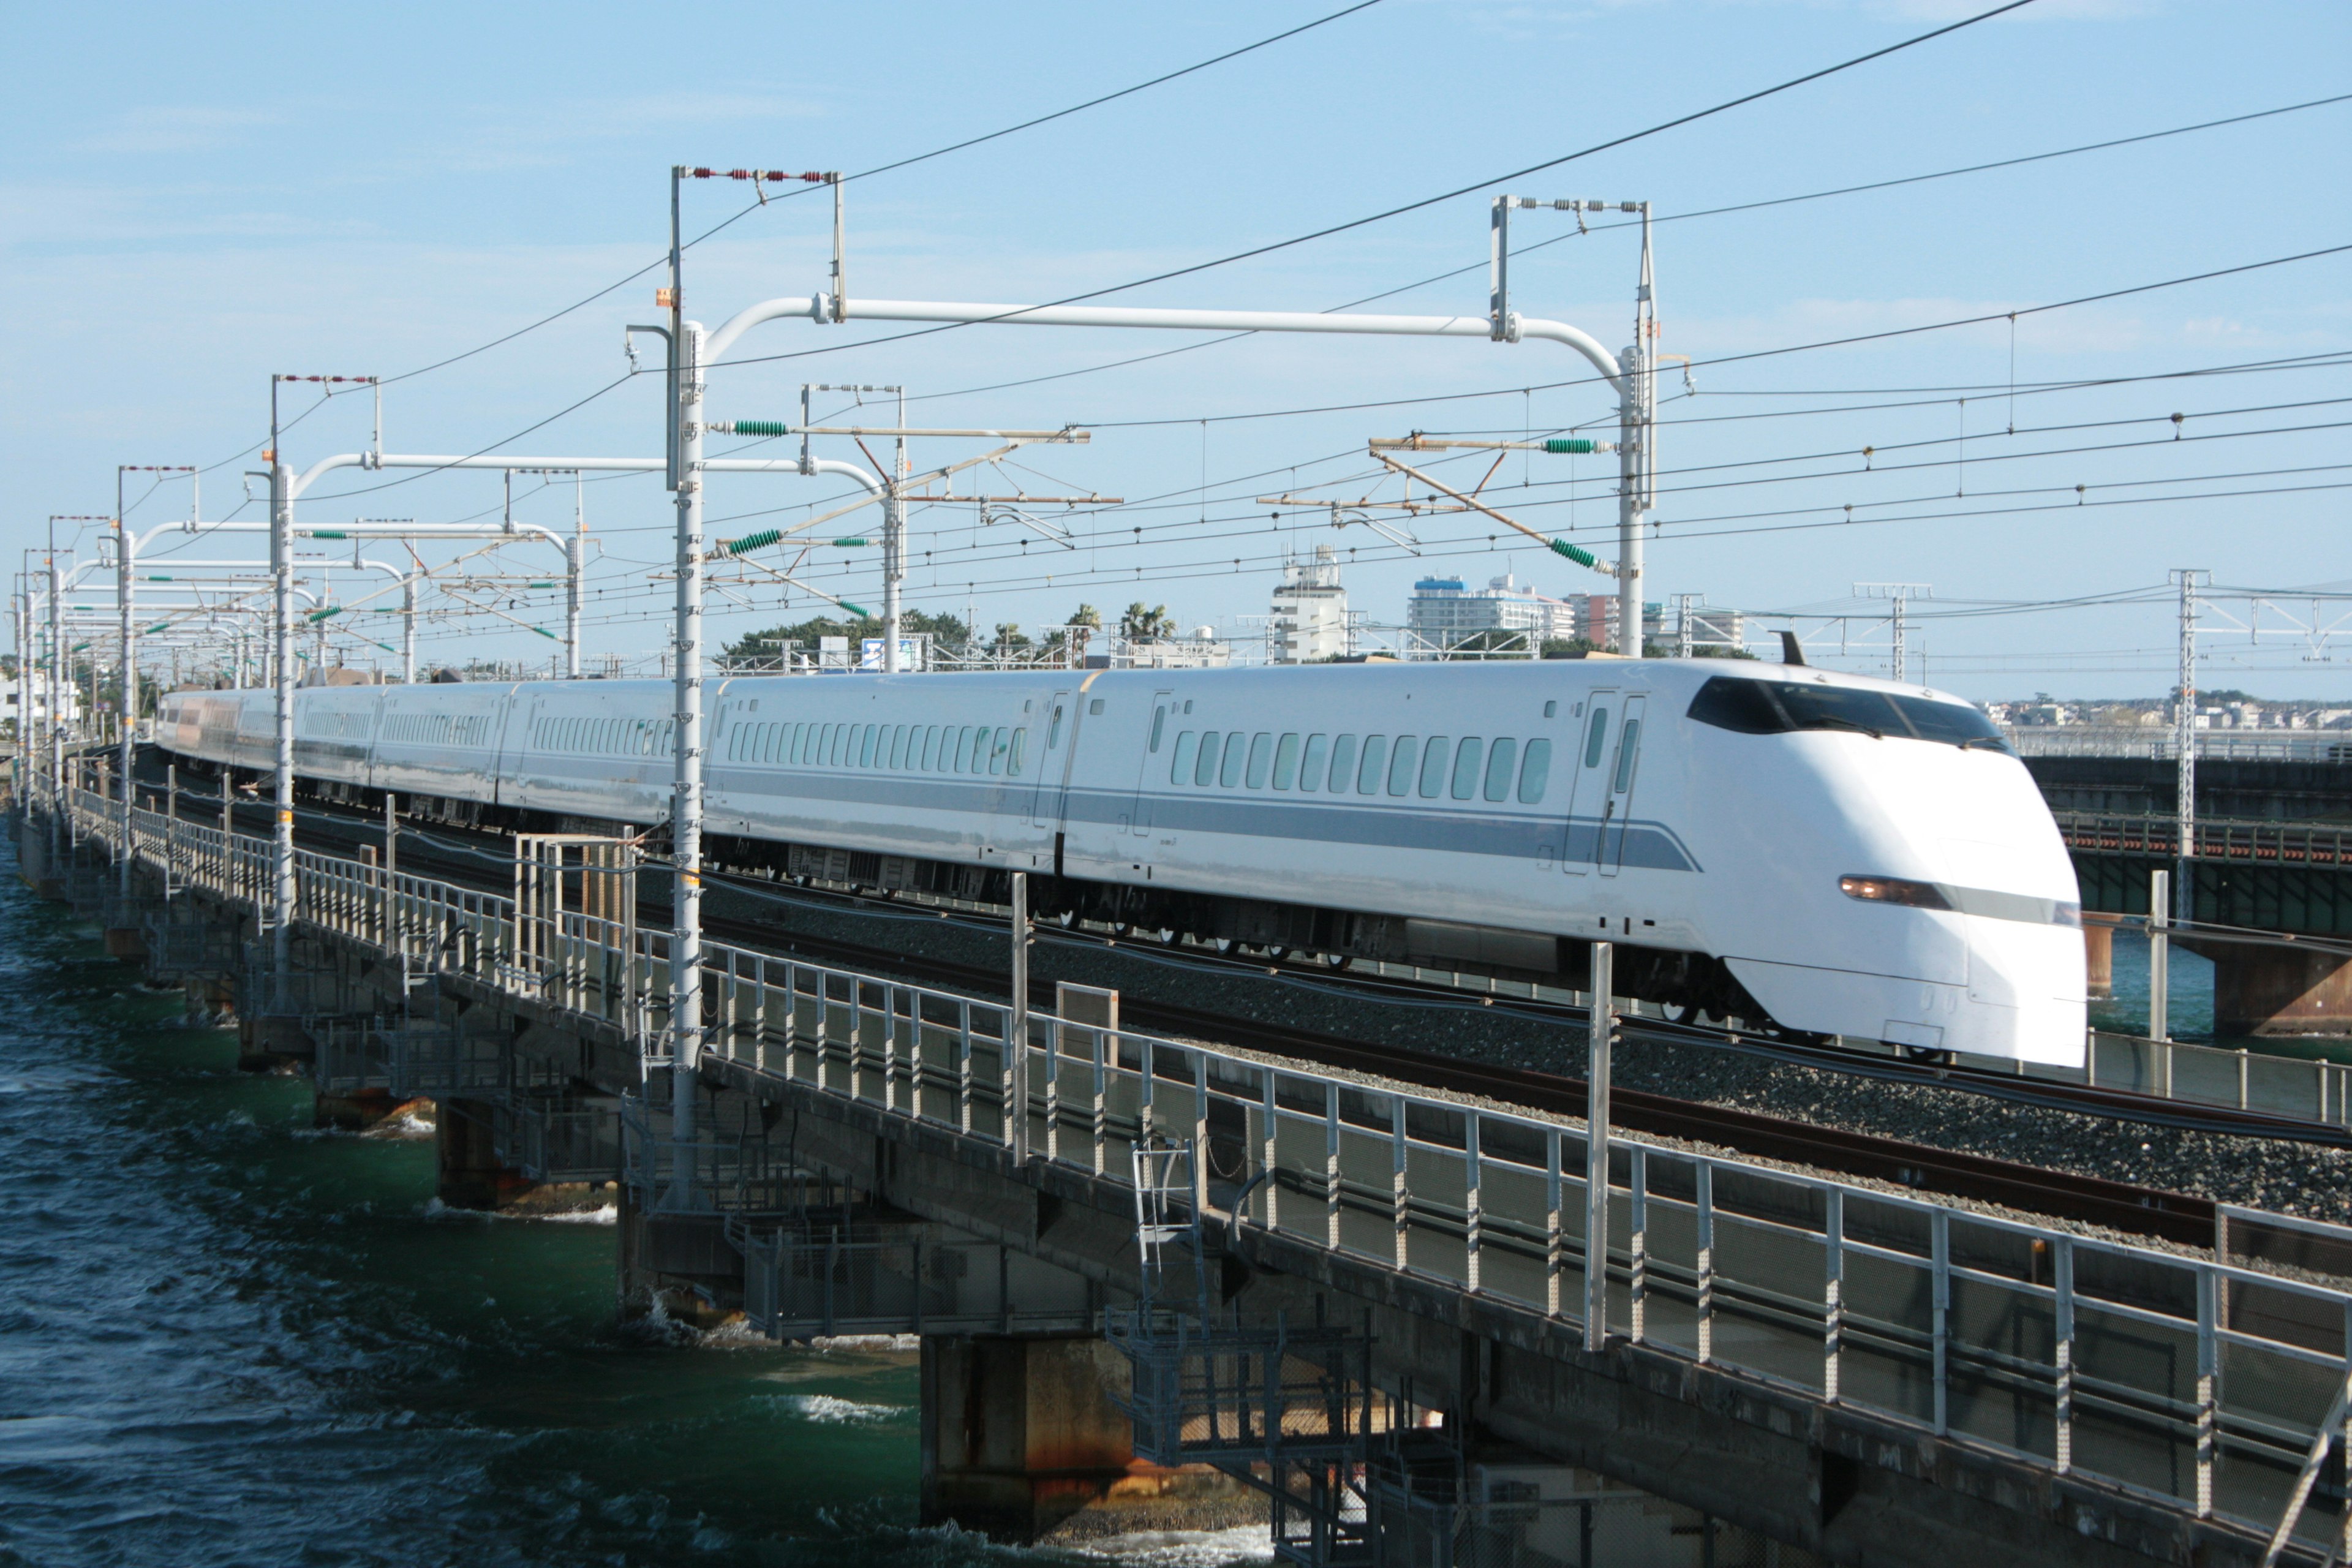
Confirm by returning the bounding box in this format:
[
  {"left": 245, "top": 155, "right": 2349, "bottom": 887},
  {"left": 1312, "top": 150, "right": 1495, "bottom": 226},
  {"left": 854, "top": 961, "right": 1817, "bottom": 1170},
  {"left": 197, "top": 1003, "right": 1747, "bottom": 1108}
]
[{"left": 3, "top": 1, "right": 2346, "bottom": 698}]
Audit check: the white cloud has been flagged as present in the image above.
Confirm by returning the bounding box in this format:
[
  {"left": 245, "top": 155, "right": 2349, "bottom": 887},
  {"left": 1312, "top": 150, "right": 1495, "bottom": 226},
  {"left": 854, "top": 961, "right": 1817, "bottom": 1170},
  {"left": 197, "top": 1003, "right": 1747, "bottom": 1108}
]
[{"left": 80, "top": 106, "right": 281, "bottom": 155}]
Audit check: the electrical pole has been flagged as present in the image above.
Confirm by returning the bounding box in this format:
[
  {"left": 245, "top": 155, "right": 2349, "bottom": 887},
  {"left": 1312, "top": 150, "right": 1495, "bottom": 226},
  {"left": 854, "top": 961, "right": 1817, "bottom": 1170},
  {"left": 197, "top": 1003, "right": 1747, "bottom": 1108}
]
[
  {"left": 269, "top": 380, "right": 296, "bottom": 989},
  {"left": 664, "top": 164, "right": 706, "bottom": 1204},
  {"left": 1675, "top": 593, "right": 1695, "bottom": 660},
  {"left": 1619, "top": 204, "right": 1654, "bottom": 658},
  {"left": 1585, "top": 940, "right": 1615, "bottom": 1352},
  {"left": 1855, "top": 584, "right": 1932, "bottom": 683},
  {"left": 2171, "top": 569, "right": 2207, "bottom": 925}
]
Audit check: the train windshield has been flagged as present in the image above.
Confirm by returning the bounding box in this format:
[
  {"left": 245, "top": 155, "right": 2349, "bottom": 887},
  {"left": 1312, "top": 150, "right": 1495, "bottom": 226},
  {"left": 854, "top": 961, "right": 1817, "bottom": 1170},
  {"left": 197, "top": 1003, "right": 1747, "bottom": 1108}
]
[{"left": 1686, "top": 676, "right": 2011, "bottom": 753}]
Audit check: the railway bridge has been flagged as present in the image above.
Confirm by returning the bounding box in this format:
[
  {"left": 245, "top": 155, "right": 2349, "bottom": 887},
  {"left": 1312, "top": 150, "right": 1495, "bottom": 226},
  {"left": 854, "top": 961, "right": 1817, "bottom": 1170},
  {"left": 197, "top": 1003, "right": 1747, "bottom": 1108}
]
[
  {"left": 20, "top": 761, "right": 2352, "bottom": 1568},
  {"left": 2022, "top": 750, "right": 2352, "bottom": 1037}
]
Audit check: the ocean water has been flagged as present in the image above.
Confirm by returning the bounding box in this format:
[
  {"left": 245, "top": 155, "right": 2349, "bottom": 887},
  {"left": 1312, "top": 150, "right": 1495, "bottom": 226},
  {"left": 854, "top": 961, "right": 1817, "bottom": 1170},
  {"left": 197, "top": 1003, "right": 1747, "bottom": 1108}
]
[{"left": 0, "top": 846, "right": 1236, "bottom": 1568}]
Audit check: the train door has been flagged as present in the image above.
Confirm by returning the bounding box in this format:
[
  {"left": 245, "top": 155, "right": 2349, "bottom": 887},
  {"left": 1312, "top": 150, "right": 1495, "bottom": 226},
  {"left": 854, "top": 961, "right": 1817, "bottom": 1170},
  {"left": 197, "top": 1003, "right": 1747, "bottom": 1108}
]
[
  {"left": 1030, "top": 688, "right": 1075, "bottom": 829},
  {"left": 1598, "top": 695, "right": 1648, "bottom": 876},
  {"left": 1560, "top": 690, "right": 1613, "bottom": 875},
  {"left": 1125, "top": 689, "right": 1175, "bottom": 835}
]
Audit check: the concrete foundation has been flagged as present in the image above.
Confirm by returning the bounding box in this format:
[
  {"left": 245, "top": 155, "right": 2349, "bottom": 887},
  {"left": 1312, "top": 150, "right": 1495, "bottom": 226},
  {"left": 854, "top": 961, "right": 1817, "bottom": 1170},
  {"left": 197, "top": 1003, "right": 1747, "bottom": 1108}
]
[
  {"left": 2209, "top": 942, "right": 2352, "bottom": 1038},
  {"left": 435, "top": 1096, "right": 529, "bottom": 1209},
  {"left": 919, "top": 1335, "right": 1135, "bottom": 1541},
  {"left": 2083, "top": 918, "right": 2115, "bottom": 999}
]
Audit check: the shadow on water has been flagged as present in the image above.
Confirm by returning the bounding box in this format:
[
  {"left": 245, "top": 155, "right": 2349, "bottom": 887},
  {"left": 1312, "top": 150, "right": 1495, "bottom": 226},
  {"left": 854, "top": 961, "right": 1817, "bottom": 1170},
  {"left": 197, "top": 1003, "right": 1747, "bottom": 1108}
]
[{"left": 0, "top": 842, "right": 1204, "bottom": 1568}]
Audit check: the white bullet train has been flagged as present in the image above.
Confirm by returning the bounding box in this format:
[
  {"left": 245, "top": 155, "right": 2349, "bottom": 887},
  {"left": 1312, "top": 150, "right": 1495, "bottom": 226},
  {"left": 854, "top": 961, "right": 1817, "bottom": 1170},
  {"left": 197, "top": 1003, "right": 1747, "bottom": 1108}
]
[{"left": 156, "top": 658, "right": 2087, "bottom": 1066}]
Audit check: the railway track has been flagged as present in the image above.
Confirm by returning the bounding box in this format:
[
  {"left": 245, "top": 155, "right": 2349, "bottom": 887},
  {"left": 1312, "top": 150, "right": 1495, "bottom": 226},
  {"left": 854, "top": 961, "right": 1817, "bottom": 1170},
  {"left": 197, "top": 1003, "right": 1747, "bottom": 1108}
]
[{"left": 202, "top": 787, "right": 2286, "bottom": 1243}]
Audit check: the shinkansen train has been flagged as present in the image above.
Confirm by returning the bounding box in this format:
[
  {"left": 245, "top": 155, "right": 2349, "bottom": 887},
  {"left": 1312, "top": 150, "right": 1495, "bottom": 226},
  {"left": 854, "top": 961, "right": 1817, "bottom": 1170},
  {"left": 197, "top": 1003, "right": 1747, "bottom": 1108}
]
[{"left": 156, "top": 658, "right": 2087, "bottom": 1067}]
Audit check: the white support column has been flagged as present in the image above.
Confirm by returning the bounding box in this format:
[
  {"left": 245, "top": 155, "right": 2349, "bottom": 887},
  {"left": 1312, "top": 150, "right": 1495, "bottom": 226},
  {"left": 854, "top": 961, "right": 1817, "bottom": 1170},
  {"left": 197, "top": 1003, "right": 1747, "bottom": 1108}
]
[
  {"left": 665, "top": 317, "right": 707, "bottom": 1203},
  {"left": 115, "top": 503, "right": 135, "bottom": 897},
  {"left": 1585, "top": 940, "right": 1615, "bottom": 1352},
  {"left": 568, "top": 475, "right": 584, "bottom": 679},
  {"left": 269, "top": 392, "right": 296, "bottom": 986}
]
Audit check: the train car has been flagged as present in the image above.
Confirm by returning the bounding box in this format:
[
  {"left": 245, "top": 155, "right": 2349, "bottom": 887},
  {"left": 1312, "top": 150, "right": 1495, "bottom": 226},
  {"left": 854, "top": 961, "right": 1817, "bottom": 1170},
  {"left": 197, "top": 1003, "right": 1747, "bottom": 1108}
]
[{"left": 154, "top": 657, "right": 2086, "bottom": 1066}]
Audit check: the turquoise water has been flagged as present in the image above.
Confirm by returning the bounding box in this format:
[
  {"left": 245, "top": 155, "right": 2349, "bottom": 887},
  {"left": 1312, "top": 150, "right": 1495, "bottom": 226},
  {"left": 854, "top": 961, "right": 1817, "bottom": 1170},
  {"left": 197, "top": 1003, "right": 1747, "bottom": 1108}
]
[{"left": 0, "top": 848, "right": 1080, "bottom": 1567}]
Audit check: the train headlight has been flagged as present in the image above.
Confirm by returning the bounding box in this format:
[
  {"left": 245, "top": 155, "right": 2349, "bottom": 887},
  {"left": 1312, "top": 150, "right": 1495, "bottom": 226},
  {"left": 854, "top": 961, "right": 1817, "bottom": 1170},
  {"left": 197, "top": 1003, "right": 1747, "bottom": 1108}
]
[{"left": 1839, "top": 875, "right": 1952, "bottom": 911}]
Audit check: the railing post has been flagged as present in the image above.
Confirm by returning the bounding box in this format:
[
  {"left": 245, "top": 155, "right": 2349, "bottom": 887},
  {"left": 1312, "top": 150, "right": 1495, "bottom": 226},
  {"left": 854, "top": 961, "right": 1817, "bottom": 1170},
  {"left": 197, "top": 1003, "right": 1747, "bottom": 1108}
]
[
  {"left": 2054, "top": 1235, "right": 2075, "bottom": 1474},
  {"left": 2150, "top": 867, "right": 2172, "bottom": 1047},
  {"left": 1327, "top": 1079, "right": 1343, "bottom": 1253},
  {"left": 1546, "top": 1127, "right": 1564, "bottom": 1319},
  {"left": 2196, "top": 1267, "right": 2218, "bottom": 1518},
  {"left": 1463, "top": 1110, "right": 1482, "bottom": 1293},
  {"left": 1824, "top": 1186, "right": 1844, "bottom": 1403},
  {"left": 1628, "top": 1145, "right": 1647, "bottom": 1345},
  {"left": 1585, "top": 941, "right": 1615, "bottom": 1354},
  {"left": 1695, "top": 1161, "right": 1715, "bottom": 1365},
  {"left": 1932, "top": 1209, "right": 1951, "bottom": 1436}
]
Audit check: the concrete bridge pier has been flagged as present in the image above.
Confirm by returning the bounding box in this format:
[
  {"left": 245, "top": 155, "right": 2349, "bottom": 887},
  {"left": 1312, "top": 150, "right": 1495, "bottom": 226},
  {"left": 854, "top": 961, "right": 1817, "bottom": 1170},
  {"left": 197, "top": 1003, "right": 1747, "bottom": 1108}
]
[
  {"left": 919, "top": 1334, "right": 1139, "bottom": 1542},
  {"left": 2201, "top": 940, "right": 2352, "bottom": 1038},
  {"left": 2083, "top": 916, "right": 2116, "bottom": 998}
]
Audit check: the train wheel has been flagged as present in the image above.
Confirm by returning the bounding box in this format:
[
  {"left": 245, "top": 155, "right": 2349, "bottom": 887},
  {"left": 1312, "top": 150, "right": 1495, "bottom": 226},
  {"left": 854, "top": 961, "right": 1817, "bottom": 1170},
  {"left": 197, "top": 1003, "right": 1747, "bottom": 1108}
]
[
  {"left": 1209, "top": 937, "right": 1237, "bottom": 955},
  {"left": 1155, "top": 927, "right": 1179, "bottom": 944},
  {"left": 1903, "top": 1043, "right": 1956, "bottom": 1067},
  {"left": 1264, "top": 946, "right": 1291, "bottom": 962},
  {"left": 1319, "top": 952, "right": 1352, "bottom": 971},
  {"left": 1109, "top": 921, "right": 1133, "bottom": 937}
]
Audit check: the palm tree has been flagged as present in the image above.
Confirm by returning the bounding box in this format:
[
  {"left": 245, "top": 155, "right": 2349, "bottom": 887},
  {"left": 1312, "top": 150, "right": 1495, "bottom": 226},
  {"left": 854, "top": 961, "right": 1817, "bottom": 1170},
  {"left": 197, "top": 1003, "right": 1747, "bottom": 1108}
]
[{"left": 1121, "top": 602, "right": 1174, "bottom": 643}]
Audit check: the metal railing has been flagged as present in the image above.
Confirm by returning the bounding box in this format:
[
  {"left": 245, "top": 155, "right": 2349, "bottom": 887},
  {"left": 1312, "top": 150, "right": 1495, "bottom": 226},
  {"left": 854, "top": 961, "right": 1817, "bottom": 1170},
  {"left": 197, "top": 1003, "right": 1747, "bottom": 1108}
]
[
  {"left": 59, "top": 785, "right": 2352, "bottom": 1558},
  {"left": 2057, "top": 812, "right": 2352, "bottom": 869},
  {"left": 2007, "top": 728, "right": 2352, "bottom": 763}
]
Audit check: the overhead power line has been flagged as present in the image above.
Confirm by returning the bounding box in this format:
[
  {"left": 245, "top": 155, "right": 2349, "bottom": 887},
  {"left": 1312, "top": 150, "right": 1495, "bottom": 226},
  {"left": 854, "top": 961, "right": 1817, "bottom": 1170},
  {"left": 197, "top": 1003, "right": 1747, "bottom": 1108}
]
[{"left": 710, "top": 0, "right": 2037, "bottom": 372}]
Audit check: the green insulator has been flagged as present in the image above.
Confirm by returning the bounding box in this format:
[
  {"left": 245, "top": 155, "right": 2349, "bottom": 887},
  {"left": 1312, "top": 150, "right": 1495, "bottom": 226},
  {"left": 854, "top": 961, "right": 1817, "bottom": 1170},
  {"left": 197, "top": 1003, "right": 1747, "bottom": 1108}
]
[
  {"left": 729, "top": 419, "right": 791, "bottom": 439},
  {"left": 527, "top": 581, "right": 555, "bottom": 589},
  {"left": 1548, "top": 537, "right": 1597, "bottom": 569},
  {"left": 832, "top": 538, "right": 869, "bottom": 548},
  {"left": 306, "top": 605, "right": 344, "bottom": 624},
  {"left": 530, "top": 625, "right": 559, "bottom": 641},
  {"left": 143, "top": 622, "right": 172, "bottom": 635},
  {"left": 724, "top": 529, "right": 783, "bottom": 556},
  {"left": 310, "top": 529, "right": 347, "bottom": 540},
  {"left": 839, "top": 601, "right": 872, "bottom": 619},
  {"left": 1542, "top": 438, "right": 1597, "bottom": 455}
]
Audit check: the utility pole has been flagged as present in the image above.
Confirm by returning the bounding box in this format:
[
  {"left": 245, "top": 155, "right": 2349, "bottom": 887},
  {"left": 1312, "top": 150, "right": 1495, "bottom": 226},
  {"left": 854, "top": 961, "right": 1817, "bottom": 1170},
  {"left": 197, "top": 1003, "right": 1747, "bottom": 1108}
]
[
  {"left": 2171, "top": 569, "right": 2207, "bottom": 925},
  {"left": 665, "top": 163, "right": 706, "bottom": 1204},
  {"left": 1585, "top": 940, "right": 1615, "bottom": 1352},
  {"left": 1491, "top": 195, "right": 1654, "bottom": 654},
  {"left": 1675, "top": 593, "right": 1695, "bottom": 660},
  {"left": 268, "top": 381, "right": 296, "bottom": 989},
  {"left": 1855, "top": 583, "right": 1932, "bottom": 683}
]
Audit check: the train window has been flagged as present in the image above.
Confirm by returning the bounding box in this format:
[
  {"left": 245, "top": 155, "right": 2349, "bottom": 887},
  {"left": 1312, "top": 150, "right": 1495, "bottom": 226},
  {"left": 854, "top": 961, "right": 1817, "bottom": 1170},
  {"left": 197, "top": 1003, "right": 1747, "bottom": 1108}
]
[
  {"left": 1613, "top": 720, "right": 1642, "bottom": 793},
  {"left": 859, "top": 725, "right": 878, "bottom": 769},
  {"left": 920, "top": 725, "right": 939, "bottom": 771},
  {"left": 1544, "top": 700, "right": 1558, "bottom": 719},
  {"left": 1219, "top": 733, "right": 1247, "bottom": 789},
  {"left": 1518, "top": 739, "right": 1551, "bottom": 804},
  {"left": 1183, "top": 699, "right": 1193, "bottom": 714},
  {"left": 1388, "top": 736, "right": 1419, "bottom": 797},
  {"left": 769, "top": 724, "right": 786, "bottom": 763},
  {"left": 1090, "top": 698, "right": 1104, "bottom": 715},
  {"left": 886, "top": 725, "right": 905, "bottom": 769},
  {"left": 1451, "top": 738, "right": 1483, "bottom": 800},
  {"left": 1272, "top": 733, "right": 1301, "bottom": 790},
  {"left": 1008, "top": 729, "right": 1026, "bottom": 776},
  {"left": 1484, "top": 738, "right": 1517, "bottom": 801},
  {"left": 1419, "top": 737, "right": 1451, "bottom": 798},
  {"left": 1891, "top": 694, "right": 2011, "bottom": 752},
  {"left": 973, "top": 727, "right": 995, "bottom": 774},
  {"left": 1193, "top": 731, "right": 1219, "bottom": 786},
  {"left": 835, "top": 724, "right": 854, "bottom": 767},
  {"left": 1353, "top": 736, "right": 1384, "bottom": 794},
  {"left": 1583, "top": 708, "right": 1610, "bottom": 767},
  {"left": 1171, "top": 731, "right": 1197, "bottom": 785},
  {"left": 1245, "top": 733, "right": 1272, "bottom": 789},
  {"left": 1148, "top": 706, "right": 1167, "bottom": 753},
  {"left": 991, "top": 730, "right": 1010, "bottom": 775},
  {"left": 1047, "top": 704, "right": 1065, "bottom": 750},
  {"left": 1298, "top": 734, "right": 1329, "bottom": 792}
]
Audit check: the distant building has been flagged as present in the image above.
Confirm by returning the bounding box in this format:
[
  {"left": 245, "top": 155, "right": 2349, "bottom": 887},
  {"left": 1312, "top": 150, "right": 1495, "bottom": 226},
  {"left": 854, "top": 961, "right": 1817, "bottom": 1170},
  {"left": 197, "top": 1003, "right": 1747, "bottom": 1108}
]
[
  {"left": 1407, "top": 573, "right": 1578, "bottom": 652},
  {"left": 1268, "top": 545, "right": 1351, "bottom": 663}
]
